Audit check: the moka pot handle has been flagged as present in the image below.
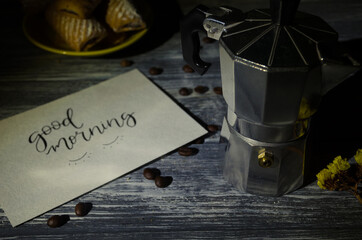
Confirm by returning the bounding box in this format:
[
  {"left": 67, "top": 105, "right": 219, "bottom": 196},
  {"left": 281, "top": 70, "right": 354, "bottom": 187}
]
[{"left": 180, "top": 5, "right": 210, "bottom": 75}]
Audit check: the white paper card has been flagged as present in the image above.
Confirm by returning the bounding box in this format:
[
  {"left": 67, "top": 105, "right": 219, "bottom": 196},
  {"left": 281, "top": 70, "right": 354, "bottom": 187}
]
[{"left": 0, "top": 69, "right": 207, "bottom": 227}]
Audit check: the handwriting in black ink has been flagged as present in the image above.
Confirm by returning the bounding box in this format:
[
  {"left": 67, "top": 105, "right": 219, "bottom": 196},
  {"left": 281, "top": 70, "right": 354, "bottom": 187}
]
[
  {"left": 28, "top": 108, "right": 136, "bottom": 155},
  {"left": 28, "top": 108, "right": 83, "bottom": 153}
]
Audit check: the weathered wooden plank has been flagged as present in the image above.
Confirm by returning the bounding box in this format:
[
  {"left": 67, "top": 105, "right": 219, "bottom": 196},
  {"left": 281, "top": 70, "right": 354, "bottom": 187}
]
[{"left": 1, "top": 0, "right": 362, "bottom": 238}]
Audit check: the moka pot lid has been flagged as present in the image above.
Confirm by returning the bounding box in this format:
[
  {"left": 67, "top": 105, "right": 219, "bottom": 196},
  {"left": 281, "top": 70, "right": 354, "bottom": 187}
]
[{"left": 220, "top": 1, "right": 338, "bottom": 68}]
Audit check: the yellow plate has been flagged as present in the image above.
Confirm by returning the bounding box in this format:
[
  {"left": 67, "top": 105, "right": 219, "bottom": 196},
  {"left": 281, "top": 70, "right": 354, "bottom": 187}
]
[{"left": 23, "top": 14, "right": 148, "bottom": 57}]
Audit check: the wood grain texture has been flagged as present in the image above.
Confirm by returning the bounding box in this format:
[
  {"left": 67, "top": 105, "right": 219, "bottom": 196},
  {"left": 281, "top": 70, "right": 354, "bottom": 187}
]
[{"left": 1, "top": 0, "right": 362, "bottom": 239}]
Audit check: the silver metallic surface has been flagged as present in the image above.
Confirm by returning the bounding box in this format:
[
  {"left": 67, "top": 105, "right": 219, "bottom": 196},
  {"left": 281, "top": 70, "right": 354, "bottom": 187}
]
[
  {"left": 201, "top": 6, "right": 244, "bottom": 40},
  {"left": 203, "top": 18, "right": 225, "bottom": 40},
  {"left": 226, "top": 108, "right": 310, "bottom": 142},
  {"left": 181, "top": 2, "right": 360, "bottom": 197},
  {"left": 216, "top": 6, "right": 359, "bottom": 196},
  {"left": 223, "top": 118, "right": 305, "bottom": 196}
]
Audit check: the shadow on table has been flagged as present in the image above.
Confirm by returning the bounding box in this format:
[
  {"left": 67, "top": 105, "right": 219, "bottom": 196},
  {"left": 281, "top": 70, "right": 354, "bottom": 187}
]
[
  {"left": 105, "top": 0, "right": 183, "bottom": 58},
  {"left": 303, "top": 38, "right": 362, "bottom": 186}
]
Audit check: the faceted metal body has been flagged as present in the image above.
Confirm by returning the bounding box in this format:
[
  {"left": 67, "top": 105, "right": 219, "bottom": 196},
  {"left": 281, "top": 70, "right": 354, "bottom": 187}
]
[
  {"left": 217, "top": 9, "right": 358, "bottom": 196},
  {"left": 220, "top": 41, "right": 313, "bottom": 195},
  {"left": 180, "top": 2, "right": 359, "bottom": 196}
]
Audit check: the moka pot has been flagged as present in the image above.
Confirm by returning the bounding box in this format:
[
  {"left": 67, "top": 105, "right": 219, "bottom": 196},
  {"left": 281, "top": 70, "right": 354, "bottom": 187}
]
[{"left": 180, "top": 0, "right": 359, "bottom": 196}]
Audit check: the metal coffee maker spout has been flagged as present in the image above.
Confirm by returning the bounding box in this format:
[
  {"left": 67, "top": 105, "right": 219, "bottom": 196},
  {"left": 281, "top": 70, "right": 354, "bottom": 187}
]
[{"left": 180, "top": 0, "right": 360, "bottom": 196}]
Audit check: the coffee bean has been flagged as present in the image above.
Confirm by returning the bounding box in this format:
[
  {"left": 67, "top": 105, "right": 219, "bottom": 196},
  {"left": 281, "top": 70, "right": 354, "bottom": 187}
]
[
  {"left": 47, "top": 215, "right": 70, "bottom": 228},
  {"left": 207, "top": 124, "right": 219, "bottom": 132},
  {"left": 149, "top": 67, "right": 163, "bottom": 75},
  {"left": 143, "top": 168, "right": 161, "bottom": 180},
  {"left": 178, "top": 146, "right": 199, "bottom": 156},
  {"left": 193, "top": 137, "right": 205, "bottom": 144},
  {"left": 213, "top": 86, "right": 222, "bottom": 95},
  {"left": 120, "top": 59, "right": 134, "bottom": 67},
  {"left": 194, "top": 85, "right": 209, "bottom": 94},
  {"left": 203, "top": 37, "right": 215, "bottom": 43},
  {"left": 75, "top": 202, "right": 92, "bottom": 217},
  {"left": 179, "top": 87, "right": 192, "bottom": 96},
  {"left": 182, "top": 64, "right": 195, "bottom": 73},
  {"left": 155, "top": 176, "right": 173, "bottom": 188}
]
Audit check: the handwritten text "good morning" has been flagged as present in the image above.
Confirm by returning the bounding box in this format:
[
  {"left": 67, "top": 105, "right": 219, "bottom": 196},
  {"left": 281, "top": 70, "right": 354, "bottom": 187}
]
[{"left": 28, "top": 108, "right": 136, "bottom": 155}]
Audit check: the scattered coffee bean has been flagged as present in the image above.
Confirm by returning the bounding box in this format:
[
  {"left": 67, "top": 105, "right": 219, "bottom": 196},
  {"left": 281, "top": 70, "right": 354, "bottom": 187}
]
[
  {"left": 182, "top": 64, "right": 195, "bottom": 73},
  {"left": 193, "top": 137, "right": 205, "bottom": 144},
  {"left": 120, "top": 59, "right": 134, "bottom": 67},
  {"left": 207, "top": 124, "right": 219, "bottom": 133},
  {"left": 47, "top": 215, "right": 70, "bottom": 228},
  {"left": 143, "top": 168, "right": 161, "bottom": 180},
  {"left": 149, "top": 67, "right": 163, "bottom": 75},
  {"left": 213, "top": 86, "right": 222, "bottom": 95},
  {"left": 178, "top": 146, "right": 199, "bottom": 156},
  {"left": 203, "top": 36, "right": 215, "bottom": 43},
  {"left": 75, "top": 202, "right": 92, "bottom": 217},
  {"left": 194, "top": 85, "right": 209, "bottom": 94},
  {"left": 155, "top": 176, "right": 173, "bottom": 188},
  {"left": 179, "top": 87, "right": 192, "bottom": 96}
]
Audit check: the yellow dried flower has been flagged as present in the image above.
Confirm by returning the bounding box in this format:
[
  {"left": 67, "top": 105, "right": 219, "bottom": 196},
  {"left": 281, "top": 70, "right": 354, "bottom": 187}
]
[
  {"left": 327, "top": 162, "right": 339, "bottom": 175},
  {"left": 355, "top": 149, "right": 362, "bottom": 166},
  {"left": 327, "top": 156, "right": 350, "bottom": 175},
  {"left": 316, "top": 149, "right": 362, "bottom": 204},
  {"left": 316, "top": 168, "right": 333, "bottom": 190}
]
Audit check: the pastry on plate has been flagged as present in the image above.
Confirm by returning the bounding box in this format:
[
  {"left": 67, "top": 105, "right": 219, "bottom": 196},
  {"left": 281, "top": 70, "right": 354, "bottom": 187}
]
[
  {"left": 45, "top": 9, "right": 107, "bottom": 51},
  {"left": 105, "top": 0, "right": 146, "bottom": 33}
]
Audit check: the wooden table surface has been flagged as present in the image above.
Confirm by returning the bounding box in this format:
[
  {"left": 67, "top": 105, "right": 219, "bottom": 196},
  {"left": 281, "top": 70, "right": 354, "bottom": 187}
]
[{"left": 1, "top": 0, "right": 362, "bottom": 239}]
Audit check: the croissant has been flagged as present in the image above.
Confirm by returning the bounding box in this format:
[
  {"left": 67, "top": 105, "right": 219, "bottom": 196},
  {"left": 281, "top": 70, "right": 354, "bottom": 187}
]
[
  {"left": 105, "top": 0, "right": 146, "bottom": 33},
  {"left": 47, "top": 0, "right": 102, "bottom": 19},
  {"left": 45, "top": 10, "right": 107, "bottom": 51}
]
